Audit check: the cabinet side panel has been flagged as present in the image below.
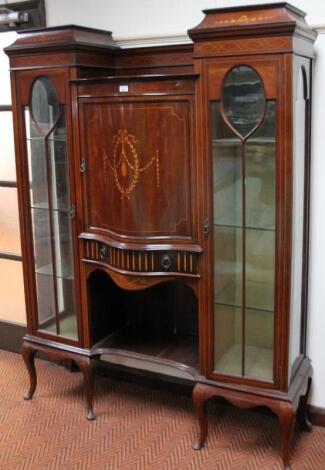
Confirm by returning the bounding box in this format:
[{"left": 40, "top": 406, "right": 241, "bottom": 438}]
[{"left": 288, "top": 56, "right": 312, "bottom": 383}]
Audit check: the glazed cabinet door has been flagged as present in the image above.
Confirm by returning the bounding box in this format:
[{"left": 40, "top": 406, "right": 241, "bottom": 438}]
[
  {"left": 15, "top": 70, "right": 81, "bottom": 343},
  {"left": 204, "top": 58, "right": 282, "bottom": 386}
]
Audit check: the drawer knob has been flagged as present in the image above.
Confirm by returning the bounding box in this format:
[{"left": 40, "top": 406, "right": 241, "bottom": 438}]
[
  {"left": 99, "top": 245, "right": 108, "bottom": 259},
  {"left": 161, "top": 254, "right": 172, "bottom": 270}
]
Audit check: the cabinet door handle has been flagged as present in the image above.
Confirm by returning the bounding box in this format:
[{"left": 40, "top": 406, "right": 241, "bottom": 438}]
[
  {"left": 80, "top": 157, "right": 87, "bottom": 173},
  {"left": 204, "top": 218, "right": 210, "bottom": 236},
  {"left": 70, "top": 204, "right": 76, "bottom": 219}
]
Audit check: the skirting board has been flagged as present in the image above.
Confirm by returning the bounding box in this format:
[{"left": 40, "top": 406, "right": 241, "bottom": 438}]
[
  {"left": 308, "top": 406, "right": 325, "bottom": 427},
  {"left": 0, "top": 320, "right": 26, "bottom": 353},
  {"left": 1, "top": 319, "right": 324, "bottom": 426}
]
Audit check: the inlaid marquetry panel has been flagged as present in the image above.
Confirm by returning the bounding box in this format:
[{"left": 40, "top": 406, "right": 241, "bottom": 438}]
[
  {"left": 194, "top": 37, "right": 291, "bottom": 58},
  {"left": 83, "top": 240, "right": 200, "bottom": 277}
]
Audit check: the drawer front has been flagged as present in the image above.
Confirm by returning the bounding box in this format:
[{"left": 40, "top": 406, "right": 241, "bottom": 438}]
[{"left": 83, "top": 240, "right": 200, "bottom": 278}]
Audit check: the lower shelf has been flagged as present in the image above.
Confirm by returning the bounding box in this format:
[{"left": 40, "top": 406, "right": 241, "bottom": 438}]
[{"left": 91, "top": 327, "right": 199, "bottom": 379}]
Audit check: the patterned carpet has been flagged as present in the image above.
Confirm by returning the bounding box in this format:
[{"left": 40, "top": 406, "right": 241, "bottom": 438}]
[{"left": 0, "top": 350, "right": 325, "bottom": 470}]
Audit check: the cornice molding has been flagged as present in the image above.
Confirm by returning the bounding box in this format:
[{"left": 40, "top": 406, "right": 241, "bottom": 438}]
[
  {"left": 114, "top": 24, "right": 325, "bottom": 48},
  {"left": 115, "top": 34, "right": 192, "bottom": 49},
  {"left": 312, "top": 25, "right": 325, "bottom": 34}
]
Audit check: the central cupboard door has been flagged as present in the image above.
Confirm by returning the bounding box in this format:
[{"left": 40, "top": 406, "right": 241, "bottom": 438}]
[
  {"left": 78, "top": 98, "right": 196, "bottom": 242},
  {"left": 207, "top": 58, "right": 283, "bottom": 386}
]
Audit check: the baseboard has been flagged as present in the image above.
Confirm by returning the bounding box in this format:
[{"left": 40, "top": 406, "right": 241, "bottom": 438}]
[
  {"left": 0, "top": 320, "right": 26, "bottom": 353},
  {"left": 308, "top": 405, "right": 325, "bottom": 426}
]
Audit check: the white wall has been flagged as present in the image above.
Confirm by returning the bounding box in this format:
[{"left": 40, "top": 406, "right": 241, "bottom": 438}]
[
  {"left": 45, "top": 0, "right": 216, "bottom": 40},
  {"left": 308, "top": 31, "right": 325, "bottom": 409},
  {"left": 4, "top": 0, "right": 325, "bottom": 407},
  {"left": 45, "top": 0, "right": 325, "bottom": 36}
]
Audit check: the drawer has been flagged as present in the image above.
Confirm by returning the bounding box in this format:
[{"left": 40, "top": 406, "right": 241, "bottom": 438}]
[{"left": 83, "top": 239, "right": 200, "bottom": 278}]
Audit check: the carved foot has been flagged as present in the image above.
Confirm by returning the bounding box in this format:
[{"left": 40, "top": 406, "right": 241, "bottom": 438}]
[
  {"left": 192, "top": 383, "right": 218, "bottom": 450},
  {"left": 192, "top": 441, "right": 204, "bottom": 451},
  {"left": 21, "top": 342, "right": 37, "bottom": 400},
  {"left": 75, "top": 356, "right": 96, "bottom": 421},
  {"left": 297, "top": 376, "right": 312, "bottom": 431}
]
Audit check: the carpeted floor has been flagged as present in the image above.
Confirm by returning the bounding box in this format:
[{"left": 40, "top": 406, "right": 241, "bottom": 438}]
[{"left": 0, "top": 350, "right": 325, "bottom": 470}]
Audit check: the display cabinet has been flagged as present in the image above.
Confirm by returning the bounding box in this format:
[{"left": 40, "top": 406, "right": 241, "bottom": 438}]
[{"left": 5, "top": 3, "right": 316, "bottom": 468}]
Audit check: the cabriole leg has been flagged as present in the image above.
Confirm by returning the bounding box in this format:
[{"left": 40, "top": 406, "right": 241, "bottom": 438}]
[
  {"left": 21, "top": 341, "right": 37, "bottom": 400},
  {"left": 75, "top": 356, "right": 95, "bottom": 420},
  {"left": 192, "top": 383, "right": 218, "bottom": 450},
  {"left": 276, "top": 402, "right": 295, "bottom": 470}
]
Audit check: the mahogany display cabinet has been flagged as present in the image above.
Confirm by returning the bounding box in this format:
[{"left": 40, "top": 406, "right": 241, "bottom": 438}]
[{"left": 5, "top": 3, "right": 316, "bottom": 468}]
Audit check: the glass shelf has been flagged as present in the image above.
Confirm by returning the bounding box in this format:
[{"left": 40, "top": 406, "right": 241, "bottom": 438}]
[
  {"left": 215, "top": 278, "right": 274, "bottom": 312},
  {"left": 214, "top": 223, "right": 275, "bottom": 232},
  {"left": 36, "top": 263, "right": 74, "bottom": 281},
  {"left": 30, "top": 201, "right": 70, "bottom": 213},
  {"left": 213, "top": 137, "right": 275, "bottom": 145},
  {"left": 26, "top": 137, "right": 67, "bottom": 142}
]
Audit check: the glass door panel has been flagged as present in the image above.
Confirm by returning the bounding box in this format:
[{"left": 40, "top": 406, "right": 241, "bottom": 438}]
[
  {"left": 35, "top": 272, "right": 56, "bottom": 329},
  {"left": 245, "top": 101, "right": 276, "bottom": 230},
  {"left": 214, "top": 226, "right": 242, "bottom": 307},
  {"left": 213, "top": 65, "right": 276, "bottom": 382},
  {"left": 27, "top": 137, "right": 48, "bottom": 209},
  {"left": 246, "top": 229, "right": 275, "bottom": 312},
  {"left": 25, "top": 77, "right": 78, "bottom": 340},
  {"left": 212, "top": 102, "right": 242, "bottom": 228},
  {"left": 245, "top": 308, "right": 274, "bottom": 380},
  {"left": 214, "top": 305, "right": 242, "bottom": 376}
]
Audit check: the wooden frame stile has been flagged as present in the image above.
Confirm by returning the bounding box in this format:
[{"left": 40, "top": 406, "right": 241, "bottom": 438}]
[
  {"left": 71, "top": 76, "right": 92, "bottom": 351},
  {"left": 66, "top": 67, "right": 84, "bottom": 349},
  {"left": 279, "top": 52, "right": 294, "bottom": 392},
  {"left": 194, "top": 58, "right": 209, "bottom": 378},
  {"left": 272, "top": 53, "right": 285, "bottom": 392},
  {"left": 200, "top": 58, "right": 215, "bottom": 380}
]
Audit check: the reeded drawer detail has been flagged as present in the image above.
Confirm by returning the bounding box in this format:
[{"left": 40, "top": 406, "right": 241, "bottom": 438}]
[{"left": 84, "top": 240, "right": 200, "bottom": 277}]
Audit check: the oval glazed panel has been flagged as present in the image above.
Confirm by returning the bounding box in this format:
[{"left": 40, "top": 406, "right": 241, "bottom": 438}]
[
  {"left": 222, "top": 66, "right": 265, "bottom": 139},
  {"left": 31, "top": 77, "right": 59, "bottom": 135}
]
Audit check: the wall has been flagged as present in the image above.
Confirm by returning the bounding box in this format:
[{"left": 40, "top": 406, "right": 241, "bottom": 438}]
[
  {"left": 2, "top": 0, "right": 325, "bottom": 407},
  {"left": 44, "top": 0, "right": 325, "bottom": 38}
]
